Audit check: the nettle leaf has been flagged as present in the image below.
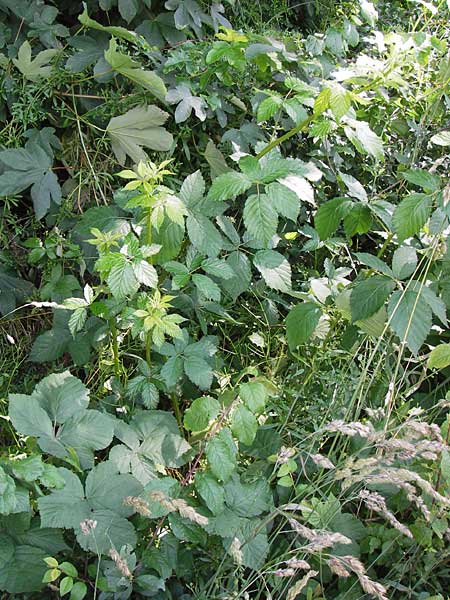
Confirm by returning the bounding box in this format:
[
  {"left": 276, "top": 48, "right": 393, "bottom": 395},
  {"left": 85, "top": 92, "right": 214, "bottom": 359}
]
[
  {"left": 350, "top": 275, "right": 396, "bottom": 322},
  {"left": 388, "top": 290, "right": 432, "bottom": 355},
  {"left": 392, "top": 193, "right": 433, "bottom": 242},
  {"left": 208, "top": 171, "right": 252, "bottom": 202},
  {"left": 286, "top": 302, "right": 322, "bottom": 350},
  {"left": 9, "top": 372, "right": 114, "bottom": 469},
  {"left": 206, "top": 428, "right": 237, "bottom": 482},
  {"left": 38, "top": 463, "right": 142, "bottom": 555},
  {"left": 253, "top": 250, "right": 291, "bottom": 292},
  {"left": 12, "top": 41, "right": 57, "bottom": 82},
  {"left": 107, "top": 105, "right": 173, "bottom": 165},
  {"left": 105, "top": 39, "right": 166, "bottom": 101},
  {"left": 0, "top": 138, "right": 61, "bottom": 220}
]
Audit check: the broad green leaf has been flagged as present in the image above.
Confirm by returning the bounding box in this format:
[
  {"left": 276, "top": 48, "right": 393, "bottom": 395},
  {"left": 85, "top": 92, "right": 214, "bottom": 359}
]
[
  {"left": 430, "top": 131, "right": 450, "bottom": 146},
  {"left": 224, "top": 475, "right": 272, "bottom": 517},
  {"left": 105, "top": 39, "right": 166, "bottom": 101},
  {"left": 392, "top": 246, "right": 417, "bottom": 280},
  {"left": 207, "top": 171, "right": 252, "bottom": 202},
  {"left": 313, "top": 87, "right": 331, "bottom": 116},
  {"left": 184, "top": 396, "right": 220, "bottom": 431},
  {"left": 69, "top": 581, "right": 87, "bottom": 600},
  {"left": 195, "top": 472, "right": 225, "bottom": 515},
  {"left": 79, "top": 5, "right": 137, "bottom": 42},
  {"left": 286, "top": 303, "right": 322, "bottom": 349},
  {"left": 186, "top": 214, "right": 223, "bottom": 258},
  {"left": 388, "top": 290, "right": 432, "bottom": 355},
  {"left": 329, "top": 85, "right": 351, "bottom": 121},
  {"left": 344, "top": 119, "right": 384, "bottom": 161},
  {"left": 428, "top": 344, "right": 450, "bottom": 369},
  {"left": 183, "top": 354, "right": 215, "bottom": 390},
  {"left": 265, "top": 182, "right": 300, "bottom": 221},
  {"left": 222, "top": 251, "right": 251, "bottom": 300},
  {"left": 60, "top": 576, "right": 73, "bottom": 596},
  {"left": 107, "top": 105, "right": 173, "bottom": 165},
  {"left": 343, "top": 203, "right": 372, "bottom": 237},
  {"left": 12, "top": 41, "right": 57, "bottom": 82},
  {"left": 206, "top": 428, "right": 237, "bottom": 482},
  {"left": 202, "top": 258, "right": 234, "bottom": 279},
  {"left": 239, "top": 381, "right": 267, "bottom": 414},
  {"left": 32, "top": 371, "right": 89, "bottom": 423},
  {"left": 231, "top": 405, "right": 257, "bottom": 445},
  {"left": 315, "top": 197, "right": 352, "bottom": 239},
  {"left": 257, "top": 95, "right": 282, "bottom": 122},
  {"left": 107, "top": 261, "right": 139, "bottom": 299},
  {"left": 253, "top": 250, "right": 291, "bottom": 292},
  {"left": 392, "top": 193, "right": 432, "bottom": 242},
  {"left": 350, "top": 275, "right": 395, "bottom": 322},
  {"left": 401, "top": 169, "right": 440, "bottom": 192},
  {"left": 243, "top": 194, "right": 277, "bottom": 244},
  {"left": 354, "top": 253, "right": 394, "bottom": 278},
  {"left": 192, "top": 274, "right": 221, "bottom": 302},
  {"left": 204, "top": 140, "right": 231, "bottom": 178},
  {"left": 339, "top": 172, "right": 367, "bottom": 202}
]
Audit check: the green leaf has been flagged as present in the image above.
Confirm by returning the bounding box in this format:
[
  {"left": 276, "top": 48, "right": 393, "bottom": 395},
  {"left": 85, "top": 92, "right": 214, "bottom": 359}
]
[
  {"left": 388, "top": 290, "right": 432, "bottom": 355},
  {"left": 243, "top": 194, "right": 277, "bottom": 244},
  {"left": 70, "top": 581, "right": 87, "bottom": 600},
  {"left": 186, "top": 214, "right": 223, "bottom": 258},
  {"left": 59, "top": 562, "right": 77, "bottom": 577},
  {"left": 195, "top": 472, "right": 224, "bottom": 515},
  {"left": 430, "top": 131, "right": 450, "bottom": 146},
  {"left": 42, "top": 568, "right": 61, "bottom": 582},
  {"left": 107, "top": 261, "right": 139, "bottom": 299},
  {"left": 204, "top": 140, "right": 231, "bottom": 178},
  {"left": 265, "top": 182, "right": 300, "bottom": 221},
  {"left": 207, "top": 171, "right": 252, "bottom": 202},
  {"left": 79, "top": 5, "right": 137, "bottom": 42},
  {"left": 105, "top": 39, "right": 166, "bottom": 101},
  {"left": 393, "top": 193, "right": 433, "bottom": 242},
  {"left": 354, "top": 253, "right": 394, "bottom": 277},
  {"left": 428, "top": 344, "right": 450, "bottom": 369},
  {"left": 184, "top": 396, "right": 220, "bottom": 431},
  {"left": 12, "top": 41, "right": 57, "bottom": 82},
  {"left": 286, "top": 302, "right": 322, "bottom": 350},
  {"left": 257, "top": 95, "right": 282, "bottom": 122},
  {"left": 60, "top": 576, "right": 73, "bottom": 596},
  {"left": 107, "top": 105, "right": 173, "bottom": 165},
  {"left": 350, "top": 275, "right": 395, "bottom": 322},
  {"left": 183, "top": 354, "right": 214, "bottom": 390},
  {"left": 192, "top": 274, "right": 221, "bottom": 302},
  {"left": 205, "top": 428, "right": 237, "bottom": 482},
  {"left": 239, "top": 382, "right": 267, "bottom": 414},
  {"left": 329, "top": 85, "right": 351, "bottom": 121},
  {"left": 315, "top": 197, "right": 352, "bottom": 240},
  {"left": 253, "top": 250, "right": 291, "bottom": 292},
  {"left": 344, "top": 119, "right": 384, "bottom": 161},
  {"left": 343, "top": 203, "right": 372, "bottom": 237},
  {"left": 222, "top": 251, "right": 251, "bottom": 300},
  {"left": 231, "top": 405, "right": 258, "bottom": 445},
  {"left": 224, "top": 475, "right": 272, "bottom": 517},
  {"left": 392, "top": 246, "right": 417, "bottom": 280},
  {"left": 401, "top": 169, "right": 440, "bottom": 192},
  {"left": 202, "top": 258, "right": 234, "bottom": 280},
  {"left": 133, "top": 260, "right": 158, "bottom": 288},
  {"left": 313, "top": 87, "right": 331, "bottom": 116}
]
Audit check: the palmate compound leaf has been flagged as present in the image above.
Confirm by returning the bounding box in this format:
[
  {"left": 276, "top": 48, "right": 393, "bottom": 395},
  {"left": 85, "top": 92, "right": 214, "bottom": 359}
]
[
  {"left": 38, "top": 463, "right": 142, "bottom": 554},
  {"left": 107, "top": 105, "right": 173, "bottom": 165},
  {"left": 9, "top": 372, "right": 114, "bottom": 469},
  {"left": 110, "top": 411, "right": 191, "bottom": 484}
]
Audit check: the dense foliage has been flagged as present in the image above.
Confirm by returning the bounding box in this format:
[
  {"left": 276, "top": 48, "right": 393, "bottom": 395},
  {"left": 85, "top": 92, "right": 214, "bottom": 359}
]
[{"left": 1, "top": 0, "right": 450, "bottom": 598}]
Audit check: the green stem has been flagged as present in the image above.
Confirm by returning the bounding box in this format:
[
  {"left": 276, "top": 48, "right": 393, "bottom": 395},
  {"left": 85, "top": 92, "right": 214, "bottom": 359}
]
[
  {"left": 146, "top": 206, "right": 152, "bottom": 247},
  {"left": 256, "top": 115, "right": 313, "bottom": 160},
  {"left": 109, "top": 318, "right": 120, "bottom": 379},
  {"left": 171, "top": 393, "right": 183, "bottom": 432},
  {"left": 145, "top": 332, "right": 152, "bottom": 369}
]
